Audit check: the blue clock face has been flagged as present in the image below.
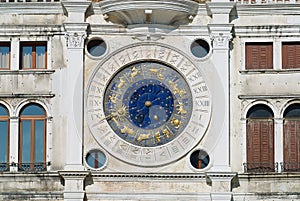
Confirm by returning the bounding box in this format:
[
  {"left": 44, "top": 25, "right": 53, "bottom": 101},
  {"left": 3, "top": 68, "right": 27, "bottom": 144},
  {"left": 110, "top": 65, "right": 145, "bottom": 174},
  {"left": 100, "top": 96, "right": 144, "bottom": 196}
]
[{"left": 104, "top": 62, "right": 192, "bottom": 147}]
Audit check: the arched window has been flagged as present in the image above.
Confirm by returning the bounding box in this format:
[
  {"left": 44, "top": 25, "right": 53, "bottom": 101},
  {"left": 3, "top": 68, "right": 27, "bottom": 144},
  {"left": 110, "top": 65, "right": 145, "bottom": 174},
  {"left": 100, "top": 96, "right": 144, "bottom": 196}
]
[
  {"left": 283, "top": 103, "right": 300, "bottom": 171},
  {"left": 19, "top": 104, "right": 46, "bottom": 171},
  {"left": 0, "top": 105, "right": 9, "bottom": 171},
  {"left": 246, "top": 104, "right": 274, "bottom": 172}
]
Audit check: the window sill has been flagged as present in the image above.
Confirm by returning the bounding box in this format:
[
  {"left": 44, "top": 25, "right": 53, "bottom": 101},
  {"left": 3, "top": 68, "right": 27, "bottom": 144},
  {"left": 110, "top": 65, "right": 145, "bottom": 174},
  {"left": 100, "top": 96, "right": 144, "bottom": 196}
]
[
  {"left": 240, "top": 69, "right": 300, "bottom": 74},
  {"left": 0, "top": 69, "right": 55, "bottom": 75}
]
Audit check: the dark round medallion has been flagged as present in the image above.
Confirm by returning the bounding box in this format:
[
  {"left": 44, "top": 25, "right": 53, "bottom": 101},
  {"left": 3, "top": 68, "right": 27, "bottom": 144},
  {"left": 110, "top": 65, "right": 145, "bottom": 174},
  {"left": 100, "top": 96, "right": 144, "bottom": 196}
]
[
  {"left": 103, "top": 62, "right": 192, "bottom": 147},
  {"left": 125, "top": 80, "right": 174, "bottom": 129}
]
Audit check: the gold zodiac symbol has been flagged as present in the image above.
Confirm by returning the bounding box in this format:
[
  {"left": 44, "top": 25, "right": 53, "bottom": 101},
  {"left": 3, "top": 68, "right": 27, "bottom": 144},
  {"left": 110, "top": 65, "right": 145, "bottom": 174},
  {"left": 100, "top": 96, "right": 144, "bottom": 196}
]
[
  {"left": 137, "top": 133, "right": 151, "bottom": 143},
  {"left": 169, "top": 81, "right": 187, "bottom": 97},
  {"left": 155, "top": 131, "right": 161, "bottom": 143},
  {"left": 117, "top": 76, "right": 126, "bottom": 89},
  {"left": 176, "top": 102, "right": 187, "bottom": 115},
  {"left": 162, "top": 129, "right": 171, "bottom": 139},
  {"left": 121, "top": 126, "right": 135, "bottom": 135},
  {"left": 130, "top": 67, "right": 139, "bottom": 80},
  {"left": 149, "top": 68, "right": 164, "bottom": 80},
  {"left": 109, "top": 94, "right": 118, "bottom": 104}
]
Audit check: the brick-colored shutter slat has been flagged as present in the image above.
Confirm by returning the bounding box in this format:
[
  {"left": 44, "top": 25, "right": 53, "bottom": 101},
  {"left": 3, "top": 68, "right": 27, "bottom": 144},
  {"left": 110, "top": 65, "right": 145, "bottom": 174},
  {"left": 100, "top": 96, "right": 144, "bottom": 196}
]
[
  {"left": 284, "top": 120, "right": 300, "bottom": 170},
  {"left": 247, "top": 119, "right": 274, "bottom": 171},
  {"left": 246, "top": 43, "right": 273, "bottom": 70},
  {"left": 282, "top": 43, "right": 300, "bottom": 69}
]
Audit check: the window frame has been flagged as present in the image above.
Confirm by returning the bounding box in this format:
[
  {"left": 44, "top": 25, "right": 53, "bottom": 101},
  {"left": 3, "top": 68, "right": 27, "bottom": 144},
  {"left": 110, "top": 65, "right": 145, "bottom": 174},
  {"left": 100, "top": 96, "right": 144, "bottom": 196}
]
[
  {"left": 245, "top": 104, "right": 275, "bottom": 173},
  {"left": 19, "top": 104, "right": 47, "bottom": 171},
  {"left": 0, "top": 42, "right": 11, "bottom": 70},
  {"left": 20, "top": 41, "right": 47, "bottom": 70},
  {"left": 0, "top": 105, "right": 9, "bottom": 171},
  {"left": 283, "top": 104, "right": 300, "bottom": 172}
]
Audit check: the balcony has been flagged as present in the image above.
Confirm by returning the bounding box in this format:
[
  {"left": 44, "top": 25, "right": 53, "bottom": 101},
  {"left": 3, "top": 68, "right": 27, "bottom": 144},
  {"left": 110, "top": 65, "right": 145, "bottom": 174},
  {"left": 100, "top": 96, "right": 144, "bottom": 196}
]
[{"left": 243, "top": 162, "right": 278, "bottom": 173}]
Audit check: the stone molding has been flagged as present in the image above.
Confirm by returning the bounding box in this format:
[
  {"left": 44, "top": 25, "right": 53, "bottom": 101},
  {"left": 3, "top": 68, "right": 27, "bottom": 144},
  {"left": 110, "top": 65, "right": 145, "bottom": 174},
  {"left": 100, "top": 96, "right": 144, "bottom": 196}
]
[
  {"left": 235, "top": 25, "right": 300, "bottom": 38},
  {"left": 91, "top": 172, "right": 207, "bottom": 180},
  {"left": 0, "top": 25, "right": 63, "bottom": 36},
  {"left": 238, "top": 94, "right": 300, "bottom": 99},
  {"left": 61, "top": 1, "right": 91, "bottom": 14},
  {"left": 0, "top": 2, "right": 63, "bottom": 14}
]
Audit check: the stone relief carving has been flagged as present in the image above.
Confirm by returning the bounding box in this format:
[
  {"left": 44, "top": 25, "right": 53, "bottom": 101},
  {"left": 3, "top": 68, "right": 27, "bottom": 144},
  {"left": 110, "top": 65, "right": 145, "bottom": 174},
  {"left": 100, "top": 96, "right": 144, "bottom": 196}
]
[
  {"left": 210, "top": 33, "right": 232, "bottom": 49},
  {"left": 65, "top": 32, "right": 87, "bottom": 49}
]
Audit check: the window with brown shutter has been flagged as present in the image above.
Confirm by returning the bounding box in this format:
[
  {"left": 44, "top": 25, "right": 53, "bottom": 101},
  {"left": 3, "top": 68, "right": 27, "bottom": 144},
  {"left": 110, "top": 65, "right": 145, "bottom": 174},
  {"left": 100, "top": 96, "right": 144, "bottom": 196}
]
[
  {"left": 246, "top": 104, "right": 274, "bottom": 172},
  {"left": 282, "top": 42, "right": 300, "bottom": 69},
  {"left": 283, "top": 104, "right": 300, "bottom": 171},
  {"left": 245, "top": 42, "right": 273, "bottom": 70}
]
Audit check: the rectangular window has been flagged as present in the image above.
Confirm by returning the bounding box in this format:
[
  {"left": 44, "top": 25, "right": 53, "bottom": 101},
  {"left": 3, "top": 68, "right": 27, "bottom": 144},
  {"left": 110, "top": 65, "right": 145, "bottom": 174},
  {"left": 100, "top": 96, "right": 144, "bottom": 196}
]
[
  {"left": 245, "top": 42, "right": 273, "bottom": 70},
  {"left": 0, "top": 42, "right": 10, "bottom": 70},
  {"left": 282, "top": 42, "right": 300, "bottom": 69},
  {"left": 20, "top": 42, "right": 47, "bottom": 69}
]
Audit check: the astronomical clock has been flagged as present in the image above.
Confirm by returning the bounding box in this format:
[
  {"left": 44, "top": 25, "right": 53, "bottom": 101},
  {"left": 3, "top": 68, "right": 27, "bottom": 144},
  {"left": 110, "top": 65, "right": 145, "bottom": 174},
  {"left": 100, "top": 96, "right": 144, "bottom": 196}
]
[{"left": 86, "top": 43, "right": 211, "bottom": 167}]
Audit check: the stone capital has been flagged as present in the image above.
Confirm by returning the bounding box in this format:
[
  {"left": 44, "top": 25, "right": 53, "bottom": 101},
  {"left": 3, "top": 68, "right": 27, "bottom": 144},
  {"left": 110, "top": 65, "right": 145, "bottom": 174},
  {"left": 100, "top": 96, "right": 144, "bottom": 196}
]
[
  {"left": 64, "top": 23, "right": 89, "bottom": 49},
  {"left": 209, "top": 24, "right": 233, "bottom": 50}
]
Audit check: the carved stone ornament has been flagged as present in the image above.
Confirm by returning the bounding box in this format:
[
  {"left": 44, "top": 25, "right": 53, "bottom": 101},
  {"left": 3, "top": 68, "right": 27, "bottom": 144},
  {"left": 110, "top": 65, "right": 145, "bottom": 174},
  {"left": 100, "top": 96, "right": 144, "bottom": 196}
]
[
  {"left": 65, "top": 32, "right": 87, "bottom": 49},
  {"left": 210, "top": 33, "right": 232, "bottom": 49}
]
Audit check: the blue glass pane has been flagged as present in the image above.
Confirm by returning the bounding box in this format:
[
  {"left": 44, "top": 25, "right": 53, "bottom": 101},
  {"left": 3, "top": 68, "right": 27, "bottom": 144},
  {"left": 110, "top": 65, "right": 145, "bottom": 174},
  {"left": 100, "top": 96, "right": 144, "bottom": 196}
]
[
  {"left": 34, "top": 120, "right": 45, "bottom": 162},
  {"left": 22, "top": 46, "right": 32, "bottom": 68},
  {"left": 284, "top": 104, "right": 300, "bottom": 118},
  {"left": 21, "top": 105, "right": 45, "bottom": 116},
  {"left": 86, "top": 150, "right": 106, "bottom": 169},
  {"left": 87, "top": 40, "right": 106, "bottom": 57},
  {"left": 247, "top": 104, "right": 273, "bottom": 118},
  {"left": 0, "top": 46, "right": 9, "bottom": 55},
  {"left": 0, "top": 105, "right": 8, "bottom": 116},
  {"left": 36, "top": 46, "right": 46, "bottom": 56},
  {"left": 0, "top": 121, "right": 8, "bottom": 162},
  {"left": 191, "top": 40, "right": 210, "bottom": 58},
  {"left": 22, "top": 120, "right": 31, "bottom": 163}
]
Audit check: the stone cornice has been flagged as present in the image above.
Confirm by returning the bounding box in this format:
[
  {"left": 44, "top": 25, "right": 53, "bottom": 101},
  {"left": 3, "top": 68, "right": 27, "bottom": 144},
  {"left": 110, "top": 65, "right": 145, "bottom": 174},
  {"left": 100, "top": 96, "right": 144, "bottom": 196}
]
[
  {"left": 58, "top": 170, "right": 90, "bottom": 178},
  {"left": 0, "top": 2, "right": 63, "bottom": 14},
  {"left": 61, "top": 1, "right": 91, "bottom": 14},
  {"left": 235, "top": 25, "right": 300, "bottom": 37},
  {"left": 0, "top": 25, "right": 63, "bottom": 36},
  {"left": 236, "top": 3, "right": 300, "bottom": 16},
  {"left": 238, "top": 94, "right": 300, "bottom": 99},
  {"left": 0, "top": 93, "right": 55, "bottom": 98},
  {"left": 91, "top": 172, "right": 207, "bottom": 180}
]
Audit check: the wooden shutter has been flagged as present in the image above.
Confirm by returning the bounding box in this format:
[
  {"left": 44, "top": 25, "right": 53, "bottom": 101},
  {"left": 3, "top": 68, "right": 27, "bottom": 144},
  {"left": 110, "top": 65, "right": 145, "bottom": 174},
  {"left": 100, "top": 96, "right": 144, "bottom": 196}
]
[
  {"left": 247, "top": 119, "right": 274, "bottom": 171},
  {"left": 282, "top": 42, "right": 300, "bottom": 69},
  {"left": 284, "top": 119, "right": 300, "bottom": 171},
  {"left": 246, "top": 43, "right": 273, "bottom": 70}
]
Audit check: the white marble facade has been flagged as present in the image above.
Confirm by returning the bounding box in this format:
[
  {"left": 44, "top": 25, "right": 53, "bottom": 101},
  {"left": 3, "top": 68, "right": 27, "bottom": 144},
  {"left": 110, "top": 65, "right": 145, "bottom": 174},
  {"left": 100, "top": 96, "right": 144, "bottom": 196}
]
[{"left": 0, "top": 0, "right": 300, "bottom": 200}]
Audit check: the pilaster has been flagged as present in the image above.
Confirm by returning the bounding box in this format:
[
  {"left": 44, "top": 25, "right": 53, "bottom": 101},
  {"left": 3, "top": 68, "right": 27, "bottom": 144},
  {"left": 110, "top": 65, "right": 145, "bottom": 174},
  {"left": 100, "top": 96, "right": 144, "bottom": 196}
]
[
  {"left": 274, "top": 118, "right": 284, "bottom": 172},
  {"left": 9, "top": 116, "right": 18, "bottom": 172},
  {"left": 208, "top": 24, "right": 233, "bottom": 172},
  {"left": 62, "top": 2, "right": 89, "bottom": 171}
]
